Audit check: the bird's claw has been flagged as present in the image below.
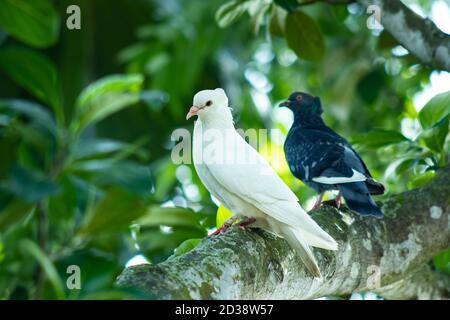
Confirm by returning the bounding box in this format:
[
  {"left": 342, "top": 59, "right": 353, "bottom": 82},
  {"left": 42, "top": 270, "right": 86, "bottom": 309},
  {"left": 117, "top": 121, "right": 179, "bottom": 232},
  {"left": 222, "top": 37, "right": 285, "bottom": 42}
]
[
  {"left": 210, "top": 217, "right": 256, "bottom": 236},
  {"left": 209, "top": 223, "right": 231, "bottom": 237},
  {"left": 309, "top": 192, "right": 342, "bottom": 212},
  {"left": 323, "top": 194, "right": 342, "bottom": 209},
  {"left": 309, "top": 192, "right": 325, "bottom": 212},
  {"left": 323, "top": 199, "right": 339, "bottom": 208}
]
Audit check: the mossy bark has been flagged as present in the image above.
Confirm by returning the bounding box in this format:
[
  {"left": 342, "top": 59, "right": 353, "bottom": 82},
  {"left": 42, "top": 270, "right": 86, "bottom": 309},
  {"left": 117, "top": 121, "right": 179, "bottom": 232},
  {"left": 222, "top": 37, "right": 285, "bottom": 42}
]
[{"left": 117, "top": 166, "right": 450, "bottom": 299}]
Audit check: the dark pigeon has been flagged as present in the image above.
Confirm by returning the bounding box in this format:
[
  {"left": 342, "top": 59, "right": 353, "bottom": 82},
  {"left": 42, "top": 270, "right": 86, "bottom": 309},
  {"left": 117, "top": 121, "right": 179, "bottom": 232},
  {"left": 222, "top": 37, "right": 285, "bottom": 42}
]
[{"left": 280, "top": 92, "right": 385, "bottom": 217}]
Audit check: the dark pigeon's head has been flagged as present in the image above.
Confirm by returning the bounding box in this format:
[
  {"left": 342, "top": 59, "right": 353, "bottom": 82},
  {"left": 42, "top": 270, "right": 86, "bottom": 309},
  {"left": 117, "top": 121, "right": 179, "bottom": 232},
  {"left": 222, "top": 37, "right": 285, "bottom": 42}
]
[{"left": 279, "top": 92, "right": 323, "bottom": 115}]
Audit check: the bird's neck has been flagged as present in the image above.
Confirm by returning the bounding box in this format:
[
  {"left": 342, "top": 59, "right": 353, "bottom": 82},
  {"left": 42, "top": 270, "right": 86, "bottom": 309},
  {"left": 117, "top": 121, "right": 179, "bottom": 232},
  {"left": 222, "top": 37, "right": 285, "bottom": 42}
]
[
  {"left": 200, "top": 118, "right": 235, "bottom": 132},
  {"left": 198, "top": 109, "right": 235, "bottom": 131},
  {"left": 294, "top": 111, "right": 325, "bottom": 128}
]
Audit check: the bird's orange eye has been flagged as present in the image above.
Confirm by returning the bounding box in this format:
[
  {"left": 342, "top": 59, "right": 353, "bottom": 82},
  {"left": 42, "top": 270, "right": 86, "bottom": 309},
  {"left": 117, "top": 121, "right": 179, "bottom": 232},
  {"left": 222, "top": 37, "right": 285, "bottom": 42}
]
[
  {"left": 296, "top": 95, "right": 303, "bottom": 101},
  {"left": 206, "top": 100, "right": 212, "bottom": 106}
]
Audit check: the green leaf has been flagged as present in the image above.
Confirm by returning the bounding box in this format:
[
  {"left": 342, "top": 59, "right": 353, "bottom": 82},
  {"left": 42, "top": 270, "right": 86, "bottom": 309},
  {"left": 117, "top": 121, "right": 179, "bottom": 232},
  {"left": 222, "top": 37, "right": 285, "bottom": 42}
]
[
  {"left": 330, "top": 5, "right": 348, "bottom": 23},
  {"left": 72, "top": 139, "right": 130, "bottom": 160},
  {"left": 0, "top": 99, "right": 58, "bottom": 136},
  {"left": 0, "top": 47, "right": 62, "bottom": 123},
  {"left": 352, "top": 129, "right": 409, "bottom": 149},
  {"left": 395, "top": 157, "right": 417, "bottom": 176},
  {"left": 72, "top": 160, "right": 152, "bottom": 196},
  {"left": 216, "top": 205, "right": 233, "bottom": 229},
  {"left": 284, "top": 10, "right": 325, "bottom": 61},
  {"left": 215, "top": 0, "right": 249, "bottom": 28},
  {"left": 0, "top": 0, "right": 59, "bottom": 48},
  {"left": 137, "top": 206, "right": 203, "bottom": 229},
  {"left": 151, "top": 158, "right": 177, "bottom": 202},
  {"left": 0, "top": 129, "right": 19, "bottom": 179},
  {"left": 76, "top": 74, "right": 143, "bottom": 108},
  {"left": 54, "top": 248, "right": 120, "bottom": 297},
  {"left": 433, "top": 248, "right": 450, "bottom": 275},
  {"left": 172, "top": 238, "right": 202, "bottom": 258},
  {"left": 95, "top": 161, "right": 152, "bottom": 195},
  {"left": 384, "top": 156, "right": 417, "bottom": 179},
  {"left": 72, "top": 137, "right": 148, "bottom": 162},
  {"left": 48, "top": 176, "right": 77, "bottom": 222},
  {"left": 77, "top": 189, "right": 147, "bottom": 236},
  {"left": 0, "top": 242, "right": 4, "bottom": 263},
  {"left": 408, "top": 170, "right": 436, "bottom": 189},
  {"left": 2, "top": 165, "right": 59, "bottom": 202},
  {"left": 14, "top": 122, "right": 54, "bottom": 155},
  {"left": 418, "top": 90, "right": 450, "bottom": 129},
  {"left": 274, "top": 0, "right": 299, "bottom": 12},
  {"left": 75, "top": 90, "right": 139, "bottom": 131},
  {"left": 356, "top": 69, "right": 385, "bottom": 104},
  {"left": 20, "top": 239, "right": 65, "bottom": 299},
  {"left": 0, "top": 200, "right": 34, "bottom": 229},
  {"left": 71, "top": 74, "right": 144, "bottom": 134},
  {"left": 419, "top": 115, "right": 449, "bottom": 153}
]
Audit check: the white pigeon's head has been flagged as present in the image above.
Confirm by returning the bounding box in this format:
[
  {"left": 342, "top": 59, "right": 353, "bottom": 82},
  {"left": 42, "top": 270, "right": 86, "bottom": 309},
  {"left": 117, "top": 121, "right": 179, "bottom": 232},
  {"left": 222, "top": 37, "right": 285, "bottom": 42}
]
[{"left": 186, "top": 88, "right": 231, "bottom": 122}]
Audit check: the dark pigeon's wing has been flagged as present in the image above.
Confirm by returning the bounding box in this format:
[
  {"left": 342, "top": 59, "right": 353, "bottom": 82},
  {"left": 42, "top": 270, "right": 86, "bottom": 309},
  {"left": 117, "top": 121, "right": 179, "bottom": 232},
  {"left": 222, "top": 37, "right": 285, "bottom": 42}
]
[
  {"left": 313, "top": 127, "right": 374, "bottom": 177},
  {"left": 312, "top": 145, "right": 368, "bottom": 184},
  {"left": 318, "top": 127, "right": 384, "bottom": 192},
  {"left": 287, "top": 129, "right": 370, "bottom": 184}
]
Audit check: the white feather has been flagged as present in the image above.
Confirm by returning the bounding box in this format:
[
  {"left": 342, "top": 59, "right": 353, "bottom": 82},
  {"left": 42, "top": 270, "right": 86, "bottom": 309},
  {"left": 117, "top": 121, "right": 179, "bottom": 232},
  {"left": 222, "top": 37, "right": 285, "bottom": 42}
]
[
  {"left": 267, "top": 219, "right": 321, "bottom": 277},
  {"left": 312, "top": 169, "right": 367, "bottom": 184}
]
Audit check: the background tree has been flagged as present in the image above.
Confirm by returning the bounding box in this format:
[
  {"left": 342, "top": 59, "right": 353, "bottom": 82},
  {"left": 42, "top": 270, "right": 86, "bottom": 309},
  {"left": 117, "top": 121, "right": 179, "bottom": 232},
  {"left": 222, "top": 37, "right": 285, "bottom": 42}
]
[{"left": 0, "top": 0, "right": 448, "bottom": 299}]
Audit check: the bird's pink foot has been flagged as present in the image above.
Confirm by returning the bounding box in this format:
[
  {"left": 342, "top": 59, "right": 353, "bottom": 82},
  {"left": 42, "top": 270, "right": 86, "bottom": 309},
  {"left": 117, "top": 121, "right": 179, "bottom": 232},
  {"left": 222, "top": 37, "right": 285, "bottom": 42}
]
[
  {"left": 234, "top": 217, "right": 256, "bottom": 230},
  {"left": 309, "top": 192, "right": 325, "bottom": 212},
  {"left": 309, "top": 202, "right": 322, "bottom": 212},
  {"left": 209, "top": 215, "right": 239, "bottom": 237},
  {"left": 323, "top": 193, "right": 342, "bottom": 208},
  {"left": 209, "top": 223, "right": 232, "bottom": 236}
]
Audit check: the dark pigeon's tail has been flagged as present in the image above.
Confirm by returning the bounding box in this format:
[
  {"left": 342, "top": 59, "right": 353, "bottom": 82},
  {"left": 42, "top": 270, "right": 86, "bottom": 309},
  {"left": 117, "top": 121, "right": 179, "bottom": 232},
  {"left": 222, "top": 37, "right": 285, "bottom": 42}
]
[
  {"left": 338, "top": 182, "right": 383, "bottom": 218},
  {"left": 365, "top": 179, "right": 385, "bottom": 195}
]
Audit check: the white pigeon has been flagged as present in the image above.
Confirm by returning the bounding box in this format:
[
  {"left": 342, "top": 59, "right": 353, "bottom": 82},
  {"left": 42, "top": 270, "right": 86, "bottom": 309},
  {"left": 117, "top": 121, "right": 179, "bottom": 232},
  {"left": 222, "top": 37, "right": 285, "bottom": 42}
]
[{"left": 186, "top": 88, "right": 338, "bottom": 277}]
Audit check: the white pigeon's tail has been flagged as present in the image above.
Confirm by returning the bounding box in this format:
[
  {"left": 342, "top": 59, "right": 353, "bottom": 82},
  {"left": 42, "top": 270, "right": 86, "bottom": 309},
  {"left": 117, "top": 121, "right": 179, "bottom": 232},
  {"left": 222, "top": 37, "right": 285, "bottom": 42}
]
[
  {"left": 263, "top": 201, "right": 339, "bottom": 277},
  {"left": 259, "top": 200, "right": 338, "bottom": 251},
  {"left": 268, "top": 219, "right": 321, "bottom": 277}
]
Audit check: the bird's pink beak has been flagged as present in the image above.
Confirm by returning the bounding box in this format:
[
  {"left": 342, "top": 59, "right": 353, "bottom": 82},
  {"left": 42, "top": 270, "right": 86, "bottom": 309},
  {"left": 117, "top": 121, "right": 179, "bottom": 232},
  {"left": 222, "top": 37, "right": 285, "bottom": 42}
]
[{"left": 186, "top": 106, "right": 200, "bottom": 120}]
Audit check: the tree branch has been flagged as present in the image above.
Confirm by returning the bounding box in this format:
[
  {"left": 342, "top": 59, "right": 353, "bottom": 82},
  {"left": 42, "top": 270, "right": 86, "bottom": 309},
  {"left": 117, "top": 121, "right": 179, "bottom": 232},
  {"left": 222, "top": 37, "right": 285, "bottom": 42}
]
[
  {"left": 117, "top": 165, "right": 450, "bottom": 299},
  {"left": 357, "top": 0, "right": 450, "bottom": 71},
  {"left": 374, "top": 264, "right": 450, "bottom": 299}
]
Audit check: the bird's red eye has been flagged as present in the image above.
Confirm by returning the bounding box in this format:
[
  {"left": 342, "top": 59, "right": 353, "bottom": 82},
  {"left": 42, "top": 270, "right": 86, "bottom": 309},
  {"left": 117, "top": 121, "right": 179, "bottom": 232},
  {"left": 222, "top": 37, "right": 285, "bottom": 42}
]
[
  {"left": 296, "top": 95, "right": 303, "bottom": 101},
  {"left": 206, "top": 100, "right": 212, "bottom": 106}
]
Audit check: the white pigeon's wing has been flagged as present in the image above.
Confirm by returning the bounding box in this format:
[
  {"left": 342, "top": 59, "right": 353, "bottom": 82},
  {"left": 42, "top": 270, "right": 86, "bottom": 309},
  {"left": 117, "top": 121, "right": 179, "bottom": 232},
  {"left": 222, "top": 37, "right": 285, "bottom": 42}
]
[
  {"left": 205, "top": 130, "right": 299, "bottom": 204},
  {"left": 204, "top": 130, "right": 338, "bottom": 251}
]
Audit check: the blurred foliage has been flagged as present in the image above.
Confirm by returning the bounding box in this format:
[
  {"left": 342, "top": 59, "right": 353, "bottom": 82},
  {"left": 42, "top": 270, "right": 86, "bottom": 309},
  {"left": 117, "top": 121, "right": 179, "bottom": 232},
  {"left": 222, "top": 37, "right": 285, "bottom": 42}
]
[
  {"left": 0, "top": 0, "right": 448, "bottom": 299},
  {"left": 216, "top": 205, "right": 234, "bottom": 229}
]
